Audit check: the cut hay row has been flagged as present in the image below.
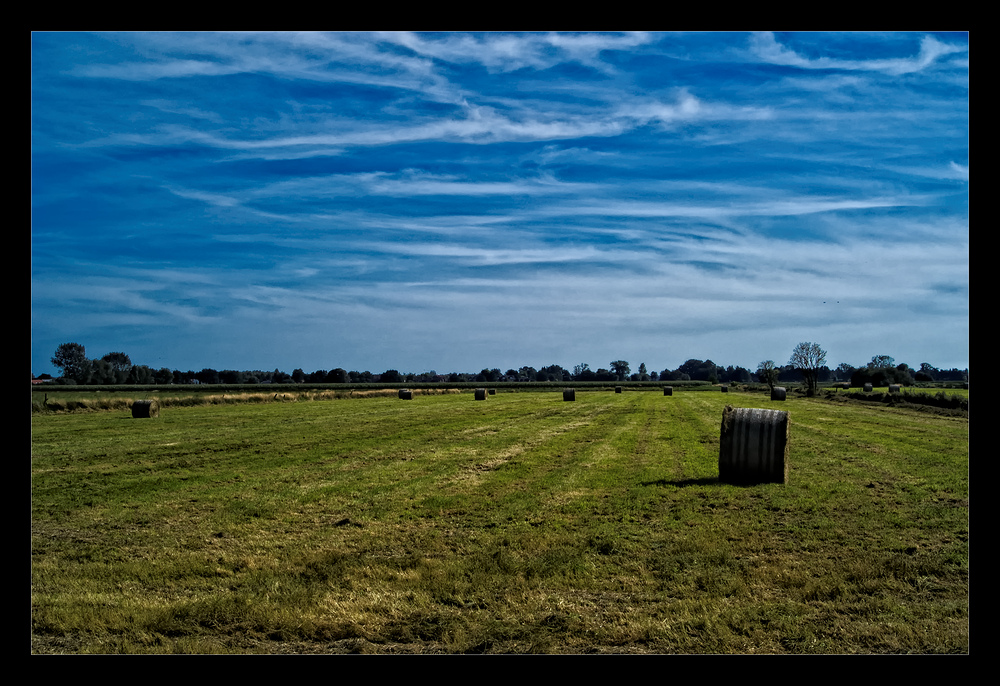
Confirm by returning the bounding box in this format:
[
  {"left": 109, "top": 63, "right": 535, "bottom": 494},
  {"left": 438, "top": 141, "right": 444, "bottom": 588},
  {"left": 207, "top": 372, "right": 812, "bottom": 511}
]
[{"left": 32, "top": 387, "right": 468, "bottom": 413}]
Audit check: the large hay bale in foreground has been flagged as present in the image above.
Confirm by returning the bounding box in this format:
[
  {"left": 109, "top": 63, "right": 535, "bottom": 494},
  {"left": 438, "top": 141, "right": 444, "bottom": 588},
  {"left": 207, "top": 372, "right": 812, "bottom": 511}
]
[
  {"left": 719, "top": 405, "right": 789, "bottom": 484},
  {"left": 475, "top": 388, "right": 487, "bottom": 400},
  {"left": 863, "top": 383, "right": 873, "bottom": 393},
  {"left": 131, "top": 399, "right": 160, "bottom": 418},
  {"left": 663, "top": 386, "right": 673, "bottom": 396},
  {"left": 770, "top": 386, "right": 786, "bottom": 401},
  {"left": 398, "top": 389, "right": 412, "bottom": 400},
  {"left": 563, "top": 389, "right": 576, "bottom": 401}
]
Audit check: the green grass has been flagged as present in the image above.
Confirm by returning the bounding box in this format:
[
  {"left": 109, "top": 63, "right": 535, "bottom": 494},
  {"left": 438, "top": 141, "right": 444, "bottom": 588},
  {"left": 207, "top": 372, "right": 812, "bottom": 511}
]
[{"left": 31, "top": 389, "right": 968, "bottom": 653}]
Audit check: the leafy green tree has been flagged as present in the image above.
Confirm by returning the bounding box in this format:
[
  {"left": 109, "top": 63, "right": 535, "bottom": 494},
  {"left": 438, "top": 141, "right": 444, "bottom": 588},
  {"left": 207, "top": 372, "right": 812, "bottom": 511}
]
[
  {"left": 835, "top": 363, "right": 856, "bottom": 381},
  {"left": 380, "top": 369, "right": 402, "bottom": 383},
  {"left": 128, "top": 365, "right": 155, "bottom": 384},
  {"left": 90, "top": 358, "right": 116, "bottom": 385},
  {"left": 595, "top": 368, "right": 616, "bottom": 381},
  {"left": 306, "top": 369, "right": 328, "bottom": 382},
  {"left": 271, "top": 369, "right": 290, "bottom": 383},
  {"left": 196, "top": 368, "right": 221, "bottom": 385},
  {"left": 101, "top": 352, "right": 132, "bottom": 383},
  {"left": 154, "top": 368, "right": 174, "bottom": 384},
  {"left": 292, "top": 368, "right": 305, "bottom": 383},
  {"left": 538, "top": 365, "right": 567, "bottom": 381},
  {"left": 916, "top": 363, "right": 938, "bottom": 382},
  {"left": 219, "top": 370, "right": 244, "bottom": 384},
  {"left": 326, "top": 368, "right": 349, "bottom": 384},
  {"left": 869, "top": 355, "right": 895, "bottom": 369},
  {"left": 610, "top": 360, "right": 630, "bottom": 381},
  {"left": 52, "top": 342, "right": 89, "bottom": 382}
]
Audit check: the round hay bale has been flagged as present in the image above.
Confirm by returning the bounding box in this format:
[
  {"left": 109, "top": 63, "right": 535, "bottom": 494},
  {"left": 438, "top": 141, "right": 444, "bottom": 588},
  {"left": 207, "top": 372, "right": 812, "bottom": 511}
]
[
  {"left": 488, "top": 388, "right": 496, "bottom": 395},
  {"left": 863, "top": 383, "right": 873, "bottom": 393},
  {"left": 770, "top": 386, "right": 786, "bottom": 401},
  {"left": 663, "top": 386, "right": 673, "bottom": 396},
  {"left": 615, "top": 386, "right": 622, "bottom": 394},
  {"left": 475, "top": 388, "right": 487, "bottom": 400},
  {"left": 721, "top": 385, "right": 729, "bottom": 393},
  {"left": 398, "top": 389, "right": 412, "bottom": 400},
  {"left": 719, "top": 405, "right": 789, "bottom": 485},
  {"left": 888, "top": 384, "right": 901, "bottom": 394},
  {"left": 563, "top": 388, "right": 576, "bottom": 402},
  {"left": 131, "top": 399, "right": 160, "bottom": 418}
]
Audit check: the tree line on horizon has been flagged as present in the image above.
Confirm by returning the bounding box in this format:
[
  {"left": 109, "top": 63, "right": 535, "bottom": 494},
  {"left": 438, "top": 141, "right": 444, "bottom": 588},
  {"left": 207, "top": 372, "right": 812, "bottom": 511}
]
[{"left": 39, "top": 342, "right": 969, "bottom": 388}]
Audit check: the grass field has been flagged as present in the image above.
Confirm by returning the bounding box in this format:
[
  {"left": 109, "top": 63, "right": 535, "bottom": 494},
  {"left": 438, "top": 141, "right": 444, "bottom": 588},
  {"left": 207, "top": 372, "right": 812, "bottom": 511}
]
[{"left": 30, "top": 388, "right": 968, "bottom": 654}]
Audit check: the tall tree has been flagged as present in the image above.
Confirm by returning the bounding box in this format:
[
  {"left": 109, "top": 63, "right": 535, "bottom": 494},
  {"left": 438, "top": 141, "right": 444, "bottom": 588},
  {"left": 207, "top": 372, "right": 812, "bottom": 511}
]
[
  {"left": 326, "top": 368, "right": 349, "bottom": 384},
  {"left": 101, "top": 352, "right": 132, "bottom": 383},
  {"left": 869, "top": 355, "right": 895, "bottom": 369},
  {"left": 52, "top": 342, "right": 89, "bottom": 382},
  {"left": 757, "top": 360, "right": 778, "bottom": 390},
  {"left": 196, "top": 368, "right": 221, "bottom": 385},
  {"left": 380, "top": 369, "right": 402, "bottom": 383},
  {"left": 789, "top": 342, "right": 827, "bottom": 396},
  {"left": 610, "top": 360, "right": 630, "bottom": 381},
  {"left": 916, "top": 362, "right": 938, "bottom": 382},
  {"left": 128, "top": 365, "right": 155, "bottom": 384},
  {"left": 835, "top": 362, "right": 856, "bottom": 381}
]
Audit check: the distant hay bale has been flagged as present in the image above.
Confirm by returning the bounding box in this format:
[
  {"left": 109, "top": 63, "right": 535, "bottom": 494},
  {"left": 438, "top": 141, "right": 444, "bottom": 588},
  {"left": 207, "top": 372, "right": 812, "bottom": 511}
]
[
  {"left": 615, "top": 386, "right": 622, "bottom": 394},
  {"left": 563, "top": 389, "right": 576, "bottom": 401},
  {"left": 131, "top": 399, "right": 160, "bottom": 418},
  {"left": 475, "top": 388, "right": 487, "bottom": 400},
  {"left": 664, "top": 386, "right": 673, "bottom": 396},
  {"left": 770, "top": 386, "right": 786, "bottom": 401},
  {"left": 488, "top": 388, "right": 496, "bottom": 395},
  {"left": 719, "top": 405, "right": 790, "bottom": 485},
  {"left": 398, "top": 389, "right": 412, "bottom": 400},
  {"left": 888, "top": 384, "right": 901, "bottom": 394},
  {"left": 721, "top": 385, "right": 729, "bottom": 393},
  {"left": 863, "top": 383, "right": 873, "bottom": 393}
]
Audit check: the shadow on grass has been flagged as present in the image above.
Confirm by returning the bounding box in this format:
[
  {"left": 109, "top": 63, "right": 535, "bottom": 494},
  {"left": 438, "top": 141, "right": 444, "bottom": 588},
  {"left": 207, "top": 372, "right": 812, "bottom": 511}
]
[
  {"left": 641, "top": 477, "right": 719, "bottom": 488},
  {"left": 643, "top": 476, "right": 785, "bottom": 489}
]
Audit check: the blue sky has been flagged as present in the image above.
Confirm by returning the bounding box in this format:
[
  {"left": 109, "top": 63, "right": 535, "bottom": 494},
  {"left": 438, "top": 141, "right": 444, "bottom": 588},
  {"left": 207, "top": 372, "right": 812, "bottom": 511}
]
[{"left": 31, "top": 32, "right": 969, "bottom": 377}]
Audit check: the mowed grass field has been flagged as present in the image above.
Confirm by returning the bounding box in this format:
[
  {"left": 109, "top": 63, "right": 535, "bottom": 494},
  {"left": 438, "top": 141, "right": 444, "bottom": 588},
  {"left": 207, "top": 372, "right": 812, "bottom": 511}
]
[{"left": 31, "top": 389, "right": 968, "bottom": 654}]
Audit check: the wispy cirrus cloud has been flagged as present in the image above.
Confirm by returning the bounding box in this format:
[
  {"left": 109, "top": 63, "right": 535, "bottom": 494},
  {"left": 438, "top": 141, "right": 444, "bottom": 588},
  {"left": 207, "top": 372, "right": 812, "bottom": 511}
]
[
  {"left": 32, "top": 32, "right": 969, "bottom": 375},
  {"left": 749, "top": 32, "right": 967, "bottom": 75}
]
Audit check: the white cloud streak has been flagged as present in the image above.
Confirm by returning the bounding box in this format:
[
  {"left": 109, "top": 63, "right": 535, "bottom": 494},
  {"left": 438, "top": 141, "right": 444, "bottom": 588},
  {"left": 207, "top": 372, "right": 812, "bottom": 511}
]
[{"left": 749, "top": 32, "right": 968, "bottom": 76}]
